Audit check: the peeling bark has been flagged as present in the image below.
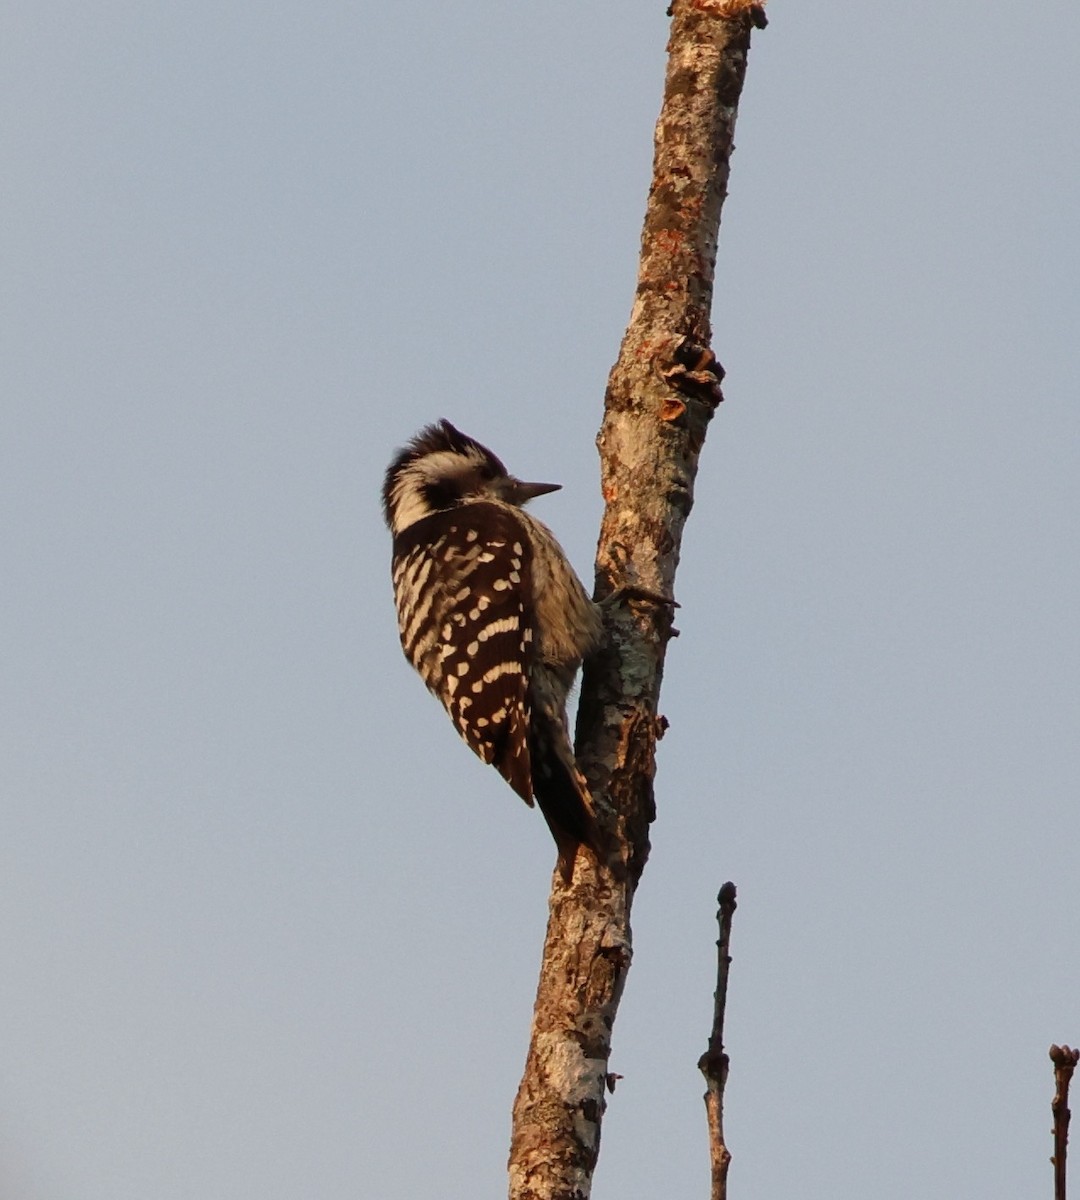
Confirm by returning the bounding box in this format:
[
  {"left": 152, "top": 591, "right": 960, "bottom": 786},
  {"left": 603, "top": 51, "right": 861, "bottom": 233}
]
[{"left": 508, "top": 4, "right": 765, "bottom": 1198}]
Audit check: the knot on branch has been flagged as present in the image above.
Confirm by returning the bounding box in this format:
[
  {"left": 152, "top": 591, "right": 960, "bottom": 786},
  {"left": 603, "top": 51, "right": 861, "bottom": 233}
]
[
  {"left": 660, "top": 339, "right": 725, "bottom": 417},
  {"left": 717, "top": 880, "right": 738, "bottom": 911},
  {"left": 697, "top": 1046, "right": 730, "bottom": 1080},
  {"left": 1051, "top": 1045, "right": 1080, "bottom": 1071}
]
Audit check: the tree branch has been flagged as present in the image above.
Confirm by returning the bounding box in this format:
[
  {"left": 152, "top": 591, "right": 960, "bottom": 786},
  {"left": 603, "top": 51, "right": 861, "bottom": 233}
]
[
  {"left": 699, "top": 882, "right": 738, "bottom": 1200},
  {"left": 1051, "top": 1044, "right": 1079, "bottom": 1200},
  {"left": 508, "top": 4, "right": 765, "bottom": 1197}
]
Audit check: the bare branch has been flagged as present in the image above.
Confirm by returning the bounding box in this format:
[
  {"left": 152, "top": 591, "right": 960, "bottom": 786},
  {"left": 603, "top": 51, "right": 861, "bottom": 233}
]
[
  {"left": 1051, "top": 1044, "right": 1079, "bottom": 1200},
  {"left": 699, "top": 882, "right": 738, "bottom": 1200},
  {"left": 508, "top": 4, "right": 765, "bottom": 1197}
]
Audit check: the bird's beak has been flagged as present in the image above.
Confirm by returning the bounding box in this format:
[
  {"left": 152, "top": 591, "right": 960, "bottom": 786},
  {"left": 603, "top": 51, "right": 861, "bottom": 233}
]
[{"left": 510, "top": 479, "right": 562, "bottom": 504}]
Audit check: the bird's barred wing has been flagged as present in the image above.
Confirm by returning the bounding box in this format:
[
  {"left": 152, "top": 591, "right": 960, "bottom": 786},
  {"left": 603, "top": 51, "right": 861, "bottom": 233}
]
[{"left": 391, "top": 506, "right": 535, "bottom": 805}]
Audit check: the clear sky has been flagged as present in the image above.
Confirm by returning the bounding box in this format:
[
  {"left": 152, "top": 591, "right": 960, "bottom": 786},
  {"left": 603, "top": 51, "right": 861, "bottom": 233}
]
[{"left": 2, "top": 2, "right": 1077, "bottom": 1198}]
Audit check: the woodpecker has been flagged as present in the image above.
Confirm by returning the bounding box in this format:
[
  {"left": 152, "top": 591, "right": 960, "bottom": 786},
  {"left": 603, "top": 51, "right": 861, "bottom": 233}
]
[{"left": 383, "top": 420, "right": 604, "bottom": 878}]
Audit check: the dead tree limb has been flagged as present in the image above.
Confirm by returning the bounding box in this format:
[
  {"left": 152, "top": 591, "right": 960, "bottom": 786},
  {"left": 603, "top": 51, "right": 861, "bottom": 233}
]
[
  {"left": 1051, "top": 1044, "right": 1079, "bottom": 1200},
  {"left": 508, "top": 4, "right": 766, "bottom": 1198},
  {"left": 699, "top": 882, "right": 738, "bottom": 1200}
]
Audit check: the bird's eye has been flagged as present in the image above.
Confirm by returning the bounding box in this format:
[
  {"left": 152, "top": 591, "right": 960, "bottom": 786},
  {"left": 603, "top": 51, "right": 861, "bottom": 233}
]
[{"left": 478, "top": 463, "right": 497, "bottom": 481}]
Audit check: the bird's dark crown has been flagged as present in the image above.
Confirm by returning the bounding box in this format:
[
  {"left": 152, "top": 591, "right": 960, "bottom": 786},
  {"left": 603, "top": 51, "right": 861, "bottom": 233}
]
[{"left": 382, "top": 420, "right": 509, "bottom": 534}]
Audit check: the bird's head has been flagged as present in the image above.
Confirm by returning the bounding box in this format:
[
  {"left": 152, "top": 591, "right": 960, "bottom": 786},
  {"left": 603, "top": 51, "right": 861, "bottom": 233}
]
[{"left": 383, "top": 420, "right": 560, "bottom": 536}]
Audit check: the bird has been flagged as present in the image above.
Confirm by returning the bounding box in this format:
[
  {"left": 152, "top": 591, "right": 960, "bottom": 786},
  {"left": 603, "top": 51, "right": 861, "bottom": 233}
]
[{"left": 382, "top": 419, "right": 604, "bottom": 878}]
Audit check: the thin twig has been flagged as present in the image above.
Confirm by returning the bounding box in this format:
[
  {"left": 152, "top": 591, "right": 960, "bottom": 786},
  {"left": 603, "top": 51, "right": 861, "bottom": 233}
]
[
  {"left": 698, "top": 882, "right": 738, "bottom": 1200},
  {"left": 1051, "top": 1044, "right": 1079, "bottom": 1200}
]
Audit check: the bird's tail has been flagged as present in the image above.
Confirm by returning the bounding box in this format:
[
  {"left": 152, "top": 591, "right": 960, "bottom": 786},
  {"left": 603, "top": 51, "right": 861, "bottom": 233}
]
[{"left": 530, "top": 721, "right": 603, "bottom": 882}]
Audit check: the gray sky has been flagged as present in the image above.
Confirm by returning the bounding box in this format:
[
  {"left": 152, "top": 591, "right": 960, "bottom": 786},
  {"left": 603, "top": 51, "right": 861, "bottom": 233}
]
[{"left": 2, "top": 2, "right": 1078, "bottom": 1197}]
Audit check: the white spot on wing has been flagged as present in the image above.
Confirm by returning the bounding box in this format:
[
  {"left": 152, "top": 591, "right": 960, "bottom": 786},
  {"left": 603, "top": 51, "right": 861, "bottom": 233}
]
[{"left": 478, "top": 616, "right": 518, "bottom": 640}]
